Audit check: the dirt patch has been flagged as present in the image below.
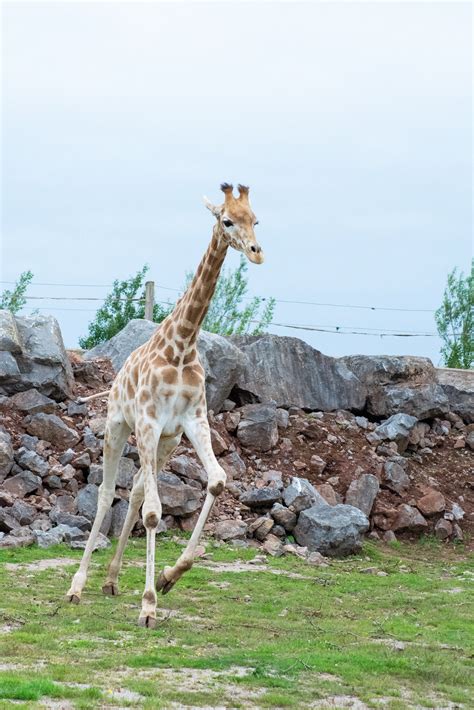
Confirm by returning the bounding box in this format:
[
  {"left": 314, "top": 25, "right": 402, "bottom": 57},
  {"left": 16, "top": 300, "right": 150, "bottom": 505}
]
[
  {"left": 199, "top": 560, "right": 312, "bottom": 580},
  {"left": 5, "top": 558, "right": 77, "bottom": 573}
]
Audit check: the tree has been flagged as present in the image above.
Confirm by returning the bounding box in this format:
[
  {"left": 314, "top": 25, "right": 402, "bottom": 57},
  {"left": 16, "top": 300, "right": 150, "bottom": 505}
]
[
  {"left": 187, "top": 255, "right": 275, "bottom": 336},
  {"left": 78, "top": 265, "right": 172, "bottom": 349},
  {"left": 0, "top": 270, "right": 34, "bottom": 314},
  {"left": 435, "top": 260, "right": 473, "bottom": 369}
]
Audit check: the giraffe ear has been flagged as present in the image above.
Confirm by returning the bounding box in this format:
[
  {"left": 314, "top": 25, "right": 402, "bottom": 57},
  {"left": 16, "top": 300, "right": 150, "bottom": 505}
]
[{"left": 203, "top": 196, "right": 223, "bottom": 218}]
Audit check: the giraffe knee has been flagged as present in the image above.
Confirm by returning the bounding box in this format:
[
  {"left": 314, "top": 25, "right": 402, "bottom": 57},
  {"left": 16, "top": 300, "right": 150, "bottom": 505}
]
[
  {"left": 144, "top": 511, "right": 159, "bottom": 529},
  {"left": 209, "top": 479, "right": 225, "bottom": 497}
]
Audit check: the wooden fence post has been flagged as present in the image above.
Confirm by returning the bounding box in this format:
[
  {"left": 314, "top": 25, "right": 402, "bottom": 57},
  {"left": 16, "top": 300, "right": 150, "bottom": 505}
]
[{"left": 144, "top": 281, "right": 155, "bottom": 321}]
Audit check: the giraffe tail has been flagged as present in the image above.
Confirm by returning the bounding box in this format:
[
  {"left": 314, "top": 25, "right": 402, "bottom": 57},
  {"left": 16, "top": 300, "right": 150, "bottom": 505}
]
[{"left": 77, "top": 390, "right": 111, "bottom": 404}]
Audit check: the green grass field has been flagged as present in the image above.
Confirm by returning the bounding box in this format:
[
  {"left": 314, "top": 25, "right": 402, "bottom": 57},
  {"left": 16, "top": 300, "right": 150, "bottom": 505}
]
[{"left": 0, "top": 535, "right": 472, "bottom": 709}]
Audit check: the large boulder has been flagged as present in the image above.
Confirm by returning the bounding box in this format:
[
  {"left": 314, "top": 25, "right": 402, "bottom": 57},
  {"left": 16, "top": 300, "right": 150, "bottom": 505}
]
[
  {"left": 157, "top": 472, "right": 202, "bottom": 517},
  {"left": 231, "top": 334, "right": 366, "bottom": 411},
  {"left": 85, "top": 319, "right": 244, "bottom": 412},
  {"left": 282, "top": 476, "right": 326, "bottom": 513},
  {"left": 294, "top": 503, "right": 369, "bottom": 556},
  {"left": 236, "top": 402, "right": 279, "bottom": 451},
  {"left": 0, "top": 431, "right": 14, "bottom": 482},
  {"left": 436, "top": 368, "right": 474, "bottom": 423},
  {"left": 341, "top": 355, "right": 449, "bottom": 419},
  {"left": 0, "top": 311, "right": 73, "bottom": 400},
  {"left": 24, "top": 413, "right": 80, "bottom": 448}
]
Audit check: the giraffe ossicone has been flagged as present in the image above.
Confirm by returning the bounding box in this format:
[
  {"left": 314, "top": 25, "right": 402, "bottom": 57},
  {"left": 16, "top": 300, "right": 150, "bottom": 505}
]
[{"left": 66, "top": 183, "right": 265, "bottom": 628}]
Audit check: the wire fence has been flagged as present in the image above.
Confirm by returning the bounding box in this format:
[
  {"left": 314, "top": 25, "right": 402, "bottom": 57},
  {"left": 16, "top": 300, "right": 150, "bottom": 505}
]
[{"left": 1, "top": 278, "right": 441, "bottom": 338}]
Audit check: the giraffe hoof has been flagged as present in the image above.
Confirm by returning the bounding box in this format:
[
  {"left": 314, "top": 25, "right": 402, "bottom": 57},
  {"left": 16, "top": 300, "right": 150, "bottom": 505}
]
[
  {"left": 138, "top": 615, "right": 157, "bottom": 629},
  {"left": 156, "top": 571, "right": 176, "bottom": 595},
  {"left": 66, "top": 593, "right": 81, "bottom": 604},
  {"left": 102, "top": 582, "right": 119, "bottom": 596}
]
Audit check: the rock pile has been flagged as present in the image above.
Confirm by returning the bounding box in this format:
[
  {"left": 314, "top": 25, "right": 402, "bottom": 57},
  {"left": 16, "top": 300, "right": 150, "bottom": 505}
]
[{"left": 0, "top": 312, "right": 472, "bottom": 558}]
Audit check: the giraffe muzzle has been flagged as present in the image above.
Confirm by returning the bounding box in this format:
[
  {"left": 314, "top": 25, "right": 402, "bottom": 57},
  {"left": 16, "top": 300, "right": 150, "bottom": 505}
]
[{"left": 247, "top": 244, "right": 264, "bottom": 264}]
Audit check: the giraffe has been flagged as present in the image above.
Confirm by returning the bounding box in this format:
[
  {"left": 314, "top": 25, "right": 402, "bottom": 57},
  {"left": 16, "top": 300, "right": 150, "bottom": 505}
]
[{"left": 66, "top": 183, "right": 264, "bottom": 628}]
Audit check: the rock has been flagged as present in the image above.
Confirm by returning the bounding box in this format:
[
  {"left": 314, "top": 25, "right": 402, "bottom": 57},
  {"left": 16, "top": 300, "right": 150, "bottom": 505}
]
[
  {"left": 294, "top": 503, "right": 369, "bottom": 556},
  {"left": 236, "top": 402, "right": 279, "bottom": 451},
  {"left": 214, "top": 519, "right": 248, "bottom": 541},
  {"left": 70, "top": 532, "right": 111, "bottom": 550},
  {"left": 293, "top": 459, "right": 306, "bottom": 471},
  {"left": 383, "top": 530, "right": 397, "bottom": 543},
  {"left": 434, "top": 518, "right": 452, "bottom": 540},
  {"left": 282, "top": 476, "right": 326, "bottom": 513},
  {"left": 210, "top": 428, "right": 228, "bottom": 455},
  {"left": 3, "top": 470, "right": 42, "bottom": 497},
  {"left": 116, "top": 457, "right": 137, "bottom": 489},
  {"left": 0, "top": 312, "right": 74, "bottom": 400},
  {"left": 219, "top": 451, "right": 246, "bottom": 480},
  {"left": 34, "top": 524, "right": 84, "bottom": 548},
  {"left": 85, "top": 320, "right": 245, "bottom": 413},
  {"left": 436, "top": 367, "right": 474, "bottom": 423},
  {"left": 67, "top": 401, "right": 87, "bottom": 417},
  {"left": 82, "top": 427, "right": 102, "bottom": 459},
  {"left": 15, "top": 447, "right": 49, "bottom": 477},
  {"left": 249, "top": 516, "right": 274, "bottom": 541},
  {"left": 261, "top": 469, "right": 284, "bottom": 490},
  {"left": 342, "top": 355, "right": 448, "bottom": 419},
  {"left": 170, "top": 455, "right": 207, "bottom": 486},
  {"left": 221, "top": 398, "right": 236, "bottom": 412},
  {"left": 232, "top": 334, "right": 366, "bottom": 411},
  {"left": 72, "top": 452, "right": 91, "bottom": 470},
  {"left": 262, "top": 534, "right": 284, "bottom": 557},
  {"left": 306, "top": 551, "right": 327, "bottom": 566},
  {"left": 416, "top": 490, "right": 446, "bottom": 516},
  {"left": 76, "top": 484, "right": 99, "bottom": 521},
  {"left": 109, "top": 499, "right": 129, "bottom": 538},
  {"left": 24, "top": 413, "right": 80, "bottom": 448},
  {"left": 451, "top": 503, "right": 465, "bottom": 521},
  {"left": 59, "top": 449, "right": 75, "bottom": 465},
  {"left": 383, "top": 461, "right": 410, "bottom": 495},
  {"left": 88, "top": 417, "right": 107, "bottom": 437},
  {"left": 270, "top": 503, "right": 297, "bottom": 531},
  {"left": 88, "top": 464, "right": 104, "bottom": 485},
  {"left": 309, "top": 455, "right": 327, "bottom": 475},
  {"left": 452, "top": 523, "right": 463, "bottom": 541},
  {"left": 391, "top": 504, "right": 428, "bottom": 532},
  {"left": 49, "top": 509, "right": 91, "bottom": 531},
  {"left": 19, "top": 434, "right": 39, "bottom": 451},
  {"left": 453, "top": 436, "right": 465, "bottom": 449},
  {"left": 344, "top": 474, "right": 380, "bottom": 516},
  {"left": 371, "top": 414, "right": 418, "bottom": 450},
  {"left": 9, "top": 389, "right": 57, "bottom": 414},
  {"left": 465, "top": 431, "right": 474, "bottom": 451},
  {"left": 157, "top": 472, "right": 202, "bottom": 517},
  {"left": 240, "top": 486, "right": 282, "bottom": 509},
  {"left": 224, "top": 411, "right": 241, "bottom": 432},
  {"left": 10, "top": 500, "right": 36, "bottom": 526},
  {"left": 0, "top": 431, "right": 14, "bottom": 482},
  {"left": 0, "top": 507, "right": 22, "bottom": 533},
  {"left": 276, "top": 409, "right": 289, "bottom": 429},
  {"left": 52, "top": 494, "right": 77, "bottom": 513},
  {"left": 316, "top": 483, "right": 338, "bottom": 506}
]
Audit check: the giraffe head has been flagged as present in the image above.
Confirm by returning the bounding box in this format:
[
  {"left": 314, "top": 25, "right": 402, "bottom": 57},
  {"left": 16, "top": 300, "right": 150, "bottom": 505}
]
[{"left": 204, "top": 183, "right": 264, "bottom": 264}]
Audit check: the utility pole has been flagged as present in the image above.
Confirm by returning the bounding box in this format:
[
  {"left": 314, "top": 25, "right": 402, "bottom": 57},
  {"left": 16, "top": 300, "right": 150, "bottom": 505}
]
[{"left": 144, "top": 281, "right": 155, "bottom": 321}]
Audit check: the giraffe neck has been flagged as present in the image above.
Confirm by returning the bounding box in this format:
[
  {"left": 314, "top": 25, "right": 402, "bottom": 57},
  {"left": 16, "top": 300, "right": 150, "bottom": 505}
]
[{"left": 162, "top": 223, "right": 228, "bottom": 348}]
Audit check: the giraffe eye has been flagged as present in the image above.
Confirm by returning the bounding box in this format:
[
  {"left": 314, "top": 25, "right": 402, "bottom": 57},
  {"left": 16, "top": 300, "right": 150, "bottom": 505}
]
[
  {"left": 222, "top": 219, "right": 233, "bottom": 228},
  {"left": 254, "top": 221, "right": 259, "bottom": 226}
]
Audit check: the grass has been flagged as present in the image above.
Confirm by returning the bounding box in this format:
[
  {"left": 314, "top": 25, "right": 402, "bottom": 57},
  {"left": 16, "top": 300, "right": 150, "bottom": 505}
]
[{"left": 0, "top": 535, "right": 472, "bottom": 708}]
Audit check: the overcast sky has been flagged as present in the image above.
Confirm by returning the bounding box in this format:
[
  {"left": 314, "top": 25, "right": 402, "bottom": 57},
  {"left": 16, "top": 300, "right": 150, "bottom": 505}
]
[{"left": 1, "top": 1, "right": 472, "bottom": 363}]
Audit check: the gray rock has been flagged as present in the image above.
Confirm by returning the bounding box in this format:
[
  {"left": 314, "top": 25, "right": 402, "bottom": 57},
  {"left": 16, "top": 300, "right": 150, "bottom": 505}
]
[
  {"left": 237, "top": 402, "right": 279, "bottom": 451},
  {"left": 76, "top": 484, "right": 99, "bottom": 521},
  {"left": 85, "top": 319, "right": 245, "bottom": 413},
  {"left": 116, "top": 457, "right": 137, "bottom": 489},
  {"left": 70, "top": 532, "right": 111, "bottom": 550},
  {"left": 282, "top": 476, "right": 326, "bottom": 513},
  {"left": 342, "top": 355, "right": 448, "bottom": 419},
  {"left": 82, "top": 427, "right": 102, "bottom": 459},
  {"left": 239, "top": 486, "right": 282, "bottom": 509},
  {"left": 20, "top": 434, "right": 39, "bottom": 451},
  {"left": 34, "top": 524, "right": 84, "bottom": 548},
  {"left": 0, "top": 312, "right": 73, "bottom": 400},
  {"left": 24, "top": 413, "right": 80, "bottom": 448},
  {"left": 294, "top": 503, "right": 369, "bottom": 556},
  {"left": 383, "top": 461, "right": 410, "bottom": 495},
  {"left": 157, "top": 472, "right": 202, "bottom": 516},
  {"left": 465, "top": 430, "right": 474, "bottom": 451},
  {"left": 0, "top": 507, "right": 22, "bottom": 533},
  {"left": 214, "top": 519, "right": 248, "bottom": 541},
  {"left": 436, "top": 368, "right": 474, "bottom": 423},
  {"left": 67, "top": 401, "right": 88, "bottom": 417},
  {"left": 270, "top": 503, "right": 297, "bottom": 531},
  {"left": 232, "top": 334, "right": 366, "bottom": 411},
  {"left": 345, "top": 474, "right": 380, "bottom": 516},
  {"left": 10, "top": 500, "right": 37, "bottom": 526},
  {"left": 109, "top": 499, "right": 129, "bottom": 538},
  {"left": 15, "top": 447, "right": 49, "bottom": 477},
  {"left": 49, "top": 509, "right": 91, "bottom": 531},
  {"left": 220, "top": 451, "right": 246, "bottom": 480},
  {"left": 88, "top": 464, "right": 103, "bottom": 485},
  {"left": 371, "top": 413, "right": 418, "bottom": 449},
  {"left": 0, "top": 431, "right": 14, "bottom": 482},
  {"left": 3, "top": 470, "right": 42, "bottom": 497},
  {"left": 170, "top": 454, "right": 207, "bottom": 486},
  {"left": 9, "top": 389, "right": 56, "bottom": 414}
]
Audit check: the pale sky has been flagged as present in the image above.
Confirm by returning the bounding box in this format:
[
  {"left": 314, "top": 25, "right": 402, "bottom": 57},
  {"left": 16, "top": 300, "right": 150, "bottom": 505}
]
[{"left": 1, "top": 1, "right": 472, "bottom": 363}]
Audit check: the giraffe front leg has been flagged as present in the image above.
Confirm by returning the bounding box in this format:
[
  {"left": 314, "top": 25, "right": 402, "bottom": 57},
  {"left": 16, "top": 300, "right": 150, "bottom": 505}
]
[
  {"left": 156, "top": 416, "right": 225, "bottom": 595},
  {"left": 138, "top": 463, "right": 162, "bottom": 629}
]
